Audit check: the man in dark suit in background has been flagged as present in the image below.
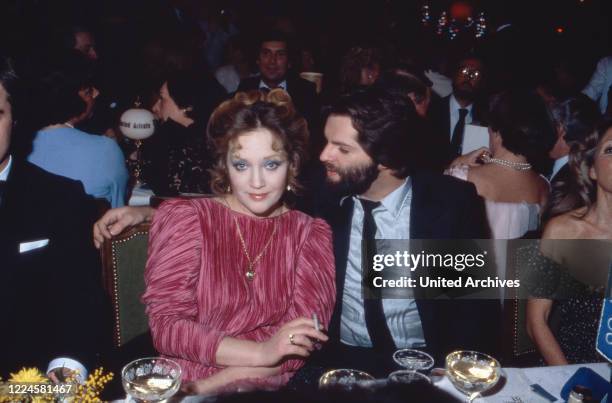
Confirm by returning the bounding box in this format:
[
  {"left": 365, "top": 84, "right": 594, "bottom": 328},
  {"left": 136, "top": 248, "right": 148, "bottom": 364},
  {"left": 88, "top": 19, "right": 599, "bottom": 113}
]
[
  {"left": 549, "top": 95, "right": 601, "bottom": 184},
  {"left": 0, "top": 55, "right": 112, "bottom": 377},
  {"left": 428, "top": 55, "right": 489, "bottom": 171},
  {"left": 311, "top": 87, "right": 497, "bottom": 376},
  {"left": 237, "top": 30, "right": 318, "bottom": 107},
  {"left": 237, "top": 30, "right": 321, "bottom": 152}
]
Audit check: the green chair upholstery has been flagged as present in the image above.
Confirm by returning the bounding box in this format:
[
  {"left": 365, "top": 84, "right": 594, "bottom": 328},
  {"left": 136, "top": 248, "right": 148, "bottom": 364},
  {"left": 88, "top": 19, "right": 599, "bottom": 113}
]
[{"left": 101, "top": 223, "right": 150, "bottom": 347}]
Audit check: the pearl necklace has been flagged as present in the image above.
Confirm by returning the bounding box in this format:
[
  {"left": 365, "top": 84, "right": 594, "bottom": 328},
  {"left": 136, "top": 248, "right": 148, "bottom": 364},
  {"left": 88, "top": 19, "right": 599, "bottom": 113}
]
[{"left": 482, "top": 155, "right": 532, "bottom": 171}]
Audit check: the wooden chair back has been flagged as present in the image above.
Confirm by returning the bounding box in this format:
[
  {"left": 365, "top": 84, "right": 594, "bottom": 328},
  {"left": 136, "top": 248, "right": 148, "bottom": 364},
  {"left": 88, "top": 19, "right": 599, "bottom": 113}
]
[{"left": 101, "top": 223, "right": 150, "bottom": 347}]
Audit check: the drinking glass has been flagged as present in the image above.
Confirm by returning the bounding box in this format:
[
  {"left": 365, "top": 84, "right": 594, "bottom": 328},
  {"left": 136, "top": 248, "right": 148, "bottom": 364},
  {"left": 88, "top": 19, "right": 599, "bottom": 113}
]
[
  {"left": 318, "top": 369, "right": 375, "bottom": 390},
  {"left": 388, "top": 369, "right": 431, "bottom": 384},
  {"left": 445, "top": 350, "right": 501, "bottom": 402},
  {"left": 122, "top": 357, "right": 182, "bottom": 403},
  {"left": 392, "top": 349, "right": 435, "bottom": 372}
]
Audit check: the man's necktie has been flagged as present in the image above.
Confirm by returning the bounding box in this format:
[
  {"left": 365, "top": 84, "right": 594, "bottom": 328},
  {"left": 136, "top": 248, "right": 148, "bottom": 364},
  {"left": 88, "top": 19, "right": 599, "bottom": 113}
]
[
  {"left": 451, "top": 108, "right": 469, "bottom": 157},
  {"left": 360, "top": 199, "right": 396, "bottom": 352}
]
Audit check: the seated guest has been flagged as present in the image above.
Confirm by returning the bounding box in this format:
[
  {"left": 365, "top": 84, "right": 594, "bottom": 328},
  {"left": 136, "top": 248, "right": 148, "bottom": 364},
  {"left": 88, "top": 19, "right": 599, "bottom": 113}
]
[
  {"left": 547, "top": 95, "right": 601, "bottom": 187},
  {"left": 215, "top": 35, "right": 254, "bottom": 94},
  {"left": 236, "top": 30, "right": 318, "bottom": 120},
  {"left": 92, "top": 87, "right": 498, "bottom": 377},
  {"left": 141, "top": 90, "right": 334, "bottom": 394},
  {"left": 446, "top": 90, "right": 556, "bottom": 238},
  {"left": 378, "top": 67, "right": 434, "bottom": 118},
  {"left": 582, "top": 55, "right": 612, "bottom": 115},
  {"left": 61, "top": 24, "right": 98, "bottom": 61},
  {"left": 0, "top": 55, "right": 112, "bottom": 377},
  {"left": 527, "top": 119, "right": 612, "bottom": 365},
  {"left": 339, "top": 45, "right": 383, "bottom": 93},
  {"left": 141, "top": 70, "right": 225, "bottom": 196},
  {"left": 313, "top": 87, "right": 497, "bottom": 375},
  {"left": 376, "top": 68, "right": 445, "bottom": 173},
  {"left": 428, "top": 55, "right": 489, "bottom": 170},
  {"left": 27, "top": 51, "right": 128, "bottom": 207}
]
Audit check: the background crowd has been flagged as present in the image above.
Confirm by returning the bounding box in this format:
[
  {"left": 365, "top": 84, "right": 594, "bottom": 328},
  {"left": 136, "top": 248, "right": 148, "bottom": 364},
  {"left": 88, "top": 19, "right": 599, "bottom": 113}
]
[{"left": 1, "top": 0, "right": 611, "bottom": 399}]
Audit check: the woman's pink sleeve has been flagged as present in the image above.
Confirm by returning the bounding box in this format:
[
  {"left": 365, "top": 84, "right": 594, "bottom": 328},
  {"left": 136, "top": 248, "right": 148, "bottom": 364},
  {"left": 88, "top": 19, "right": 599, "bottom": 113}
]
[
  {"left": 142, "top": 200, "right": 226, "bottom": 367},
  {"left": 280, "top": 218, "right": 336, "bottom": 373}
]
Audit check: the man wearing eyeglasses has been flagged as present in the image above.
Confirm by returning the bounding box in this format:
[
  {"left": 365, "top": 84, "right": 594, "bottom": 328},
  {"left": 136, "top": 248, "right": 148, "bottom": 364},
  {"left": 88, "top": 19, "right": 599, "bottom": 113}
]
[{"left": 429, "top": 55, "right": 488, "bottom": 170}]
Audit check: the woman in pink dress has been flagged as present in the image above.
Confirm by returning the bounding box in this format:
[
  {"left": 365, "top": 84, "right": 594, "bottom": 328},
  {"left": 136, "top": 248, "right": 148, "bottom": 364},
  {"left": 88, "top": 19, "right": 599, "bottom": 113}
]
[{"left": 141, "top": 89, "right": 335, "bottom": 394}]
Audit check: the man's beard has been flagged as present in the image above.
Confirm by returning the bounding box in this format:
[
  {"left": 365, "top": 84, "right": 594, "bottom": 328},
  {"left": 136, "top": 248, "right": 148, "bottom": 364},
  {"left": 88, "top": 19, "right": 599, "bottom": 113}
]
[{"left": 324, "top": 161, "right": 379, "bottom": 196}]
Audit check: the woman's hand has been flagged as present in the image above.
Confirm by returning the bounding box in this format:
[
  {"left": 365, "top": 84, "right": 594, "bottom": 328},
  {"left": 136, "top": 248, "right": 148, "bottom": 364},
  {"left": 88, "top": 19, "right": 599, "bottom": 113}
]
[
  {"left": 256, "top": 317, "right": 328, "bottom": 367},
  {"left": 526, "top": 298, "right": 569, "bottom": 365},
  {"left": 449, "top": 147, "right": 490, "bottom": 168},
  {"left": 93, "top": 206, "right": 155, "bottom": 248}
]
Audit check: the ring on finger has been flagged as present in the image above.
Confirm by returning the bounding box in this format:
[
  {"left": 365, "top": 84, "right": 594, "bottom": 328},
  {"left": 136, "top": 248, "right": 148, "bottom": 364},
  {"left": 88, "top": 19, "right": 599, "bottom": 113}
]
[{"left": 289, "top": 333, "right": 296, "bottom": 345}]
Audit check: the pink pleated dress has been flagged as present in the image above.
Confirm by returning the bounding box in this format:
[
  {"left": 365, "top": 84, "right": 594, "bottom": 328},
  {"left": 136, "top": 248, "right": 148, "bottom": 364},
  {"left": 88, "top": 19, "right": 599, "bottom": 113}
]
[{"left": 142, "top": 198, "right": 336, "bottom": 387}]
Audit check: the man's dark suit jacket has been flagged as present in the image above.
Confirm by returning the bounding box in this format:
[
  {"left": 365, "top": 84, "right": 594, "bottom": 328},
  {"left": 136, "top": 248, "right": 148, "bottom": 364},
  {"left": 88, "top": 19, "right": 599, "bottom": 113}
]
[
  {"left": 315, "top": 173, "right": 498, "bottom": 373},
  {"left": 550, "top": 162, "right": 570, "bottom": 188},
  {"left": 538, "top": 162, "right": 571, "bottom": 225},
  {"left": 237, "top": 75, "right": 318, "bottom": 114},
  {"left": 425, "top": 95, "right": 488, "bottom": 172},
  {"left": 0, "top": 160, "right": 113, "bottom": 373}
]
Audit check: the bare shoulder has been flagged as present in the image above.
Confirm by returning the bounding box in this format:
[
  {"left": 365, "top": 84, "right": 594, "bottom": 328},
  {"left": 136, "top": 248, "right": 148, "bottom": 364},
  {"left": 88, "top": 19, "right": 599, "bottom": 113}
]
[
  {"left": 466, "top": 165, "right": 495, "bottom": 198},
  {"left": 542, "top": 209, "right": 588, "bottom": 239}
]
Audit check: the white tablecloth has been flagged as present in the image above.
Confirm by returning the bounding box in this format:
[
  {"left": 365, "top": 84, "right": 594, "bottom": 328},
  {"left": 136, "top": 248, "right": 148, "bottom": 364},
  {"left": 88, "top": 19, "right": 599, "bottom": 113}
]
[{"left": 435, "top": 362, "right": 610, "bottom": 402}]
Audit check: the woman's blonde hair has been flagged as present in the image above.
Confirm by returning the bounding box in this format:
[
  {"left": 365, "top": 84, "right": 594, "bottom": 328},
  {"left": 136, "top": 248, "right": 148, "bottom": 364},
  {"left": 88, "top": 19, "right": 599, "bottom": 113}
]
[{"left": 207, "top": 89, "right": 309, "bottom": 196}]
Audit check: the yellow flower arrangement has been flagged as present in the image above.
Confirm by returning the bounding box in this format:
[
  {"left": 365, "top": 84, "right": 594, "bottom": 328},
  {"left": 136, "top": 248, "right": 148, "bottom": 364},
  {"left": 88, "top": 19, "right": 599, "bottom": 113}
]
[
  {"left": 68, "top": 367, "right": 113, "bottom": 402},
  {"left": 1, "top": 367, "right": 113, "bottom": 403},
  {"left": 0, "top": 368, "right": 53, "bottom": 403},
  {"left": 9, "top": 368, "right": 49, "bottom": 384}
]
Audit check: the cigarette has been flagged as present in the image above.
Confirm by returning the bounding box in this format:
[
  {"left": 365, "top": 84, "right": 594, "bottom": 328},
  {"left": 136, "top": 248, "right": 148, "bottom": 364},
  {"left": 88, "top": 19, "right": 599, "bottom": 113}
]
[{"left": 313, "top": 313, "right": 320, "bottom": 331}]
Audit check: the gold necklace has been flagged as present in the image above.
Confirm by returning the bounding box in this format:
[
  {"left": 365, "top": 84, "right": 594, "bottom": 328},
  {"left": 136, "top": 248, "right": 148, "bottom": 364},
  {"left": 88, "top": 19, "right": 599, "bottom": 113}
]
[{"left": 223, "top": 197, "right": 280, "bottom": 281}]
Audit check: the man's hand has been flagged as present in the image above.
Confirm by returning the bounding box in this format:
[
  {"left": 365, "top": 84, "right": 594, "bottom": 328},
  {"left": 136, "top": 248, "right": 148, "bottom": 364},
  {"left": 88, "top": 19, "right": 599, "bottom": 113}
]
[
  {"left": 93, "top": 206, "right": 155, "bottom": 248},
  {"left": 449, "top": 147, "right": 490, "bottom": 169}
]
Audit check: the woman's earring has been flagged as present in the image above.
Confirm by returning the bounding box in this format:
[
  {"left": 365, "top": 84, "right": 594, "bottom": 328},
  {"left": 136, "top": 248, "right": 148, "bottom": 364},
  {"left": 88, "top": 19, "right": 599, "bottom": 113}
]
[
  {"left": 286, "top": 184, "right": 292, "bottom": 192},
  {"left": 226, "top": 184, "right": 232, "bottom": 193}
]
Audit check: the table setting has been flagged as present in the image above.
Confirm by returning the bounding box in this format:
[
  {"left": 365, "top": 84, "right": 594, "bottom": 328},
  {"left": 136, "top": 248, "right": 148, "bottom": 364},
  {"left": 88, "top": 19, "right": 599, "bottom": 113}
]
[{"left": 110, "top": 350, "right": 610, "bottom": 403}]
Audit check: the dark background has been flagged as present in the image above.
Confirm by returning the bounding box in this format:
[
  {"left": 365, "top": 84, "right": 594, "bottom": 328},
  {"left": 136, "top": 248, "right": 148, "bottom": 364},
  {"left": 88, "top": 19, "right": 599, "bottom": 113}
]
[{"left": 0, "top": 0, "right": 609, "bottom": 104}]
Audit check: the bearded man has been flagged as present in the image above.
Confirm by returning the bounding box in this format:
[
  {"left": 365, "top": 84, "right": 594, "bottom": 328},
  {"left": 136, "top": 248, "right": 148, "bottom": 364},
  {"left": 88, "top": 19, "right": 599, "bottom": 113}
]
[{"left": 312, "top": 86, "right": 497, "bottom": 375}]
